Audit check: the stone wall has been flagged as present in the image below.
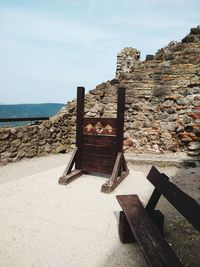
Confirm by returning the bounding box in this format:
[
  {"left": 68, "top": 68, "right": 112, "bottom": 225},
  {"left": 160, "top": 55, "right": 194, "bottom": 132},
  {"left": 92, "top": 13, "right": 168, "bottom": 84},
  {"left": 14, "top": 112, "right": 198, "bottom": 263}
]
[
  {"left": 114, "top": 26, "right": 200, "bottom": 156},
  {"left": 0, "top": 25, "right": 200, "bottom": 165},
  {"left": 0, "top": 116, "right": 67, "bottom": 164}
]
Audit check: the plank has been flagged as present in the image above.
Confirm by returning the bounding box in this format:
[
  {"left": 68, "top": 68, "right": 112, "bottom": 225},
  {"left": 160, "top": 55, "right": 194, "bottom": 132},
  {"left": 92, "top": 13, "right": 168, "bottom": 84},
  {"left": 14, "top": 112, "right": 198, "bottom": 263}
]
[
  {"left": 146, "top": 173, "right": 169, "bottom": 212},
  {"left": 61, "top": 147, "right": 78, "bottom": 177},
  {"left": 116, "top": 194, "right": 183, "bottom": 267},
  {"left": 81, "top": 153, "right": 116, "bottom": 163},
  {"left": 58, "top": 169, "right": 83, "bottom": 185},
  {"left": 147, "top": 166, "right": 200, "bottom": 232},
  {"left": 109, "top": 152, "right": 123, "bottom": 184},
  {"left": 82, "top": 144, "right": 116, "bottom": 155},
  {"left": 82, "top": 135, "right": 116, "bottom": 147},
  {"left": 82, "top": 158, "right": 115, "bottom": 174},
  {"left": 101, "top": 153, "right": 129, "bottom": 192},
  {"left": 145, "top": 188, "right": 162, "bottom": 212},
  {"left": 101, "top": 169, "right": 129, "bottom": 193}
]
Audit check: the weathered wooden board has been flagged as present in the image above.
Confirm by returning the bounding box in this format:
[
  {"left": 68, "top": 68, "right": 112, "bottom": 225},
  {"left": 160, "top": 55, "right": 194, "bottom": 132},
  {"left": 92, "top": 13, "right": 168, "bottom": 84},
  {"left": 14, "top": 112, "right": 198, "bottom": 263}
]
[
  {"left": 82, "top": 134, "right": 116, "bottom": 147},
  {"left": 81, "top": 153, "right": 116, "bottom": 174},
  {"left": 117, "top": 194, "right": 183, "bottom": 267},
  {"left": 147, "top": 166, "right": 200, "bottom": 232}
]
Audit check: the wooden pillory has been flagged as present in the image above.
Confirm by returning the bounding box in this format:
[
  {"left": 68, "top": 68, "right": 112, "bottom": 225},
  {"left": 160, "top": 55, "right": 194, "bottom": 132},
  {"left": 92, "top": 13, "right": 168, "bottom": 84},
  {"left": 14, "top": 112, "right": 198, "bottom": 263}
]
[{"left": 58, "top": 86, "right": 129, "bottom": 193}]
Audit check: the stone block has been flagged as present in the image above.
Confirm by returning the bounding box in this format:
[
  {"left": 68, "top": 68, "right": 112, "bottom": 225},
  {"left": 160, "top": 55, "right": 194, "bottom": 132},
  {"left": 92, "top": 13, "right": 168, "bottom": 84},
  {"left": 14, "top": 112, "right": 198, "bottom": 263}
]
[
  {"left": 146, "top": 55, "right": 154, "bottom": 61},
  {"left": 0, "top": 131, "right": 10, "bottom": 140}
]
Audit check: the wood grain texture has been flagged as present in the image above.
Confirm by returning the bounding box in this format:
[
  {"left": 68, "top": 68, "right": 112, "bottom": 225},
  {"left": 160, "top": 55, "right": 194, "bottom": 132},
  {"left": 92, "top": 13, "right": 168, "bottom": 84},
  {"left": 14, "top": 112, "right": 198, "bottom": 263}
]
[
  {"left": 117, "top": 194, "right": 183, "bottom": 267},
  {"left": 147, "top": 166, "right": 200, "bottom": 232}
]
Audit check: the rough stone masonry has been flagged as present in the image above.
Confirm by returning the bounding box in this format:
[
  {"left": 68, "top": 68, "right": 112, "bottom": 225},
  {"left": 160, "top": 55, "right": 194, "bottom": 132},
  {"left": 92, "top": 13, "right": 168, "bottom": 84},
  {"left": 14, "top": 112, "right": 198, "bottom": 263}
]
[{"left": 0, "top": 25, "right": 200, "bottom": 165}]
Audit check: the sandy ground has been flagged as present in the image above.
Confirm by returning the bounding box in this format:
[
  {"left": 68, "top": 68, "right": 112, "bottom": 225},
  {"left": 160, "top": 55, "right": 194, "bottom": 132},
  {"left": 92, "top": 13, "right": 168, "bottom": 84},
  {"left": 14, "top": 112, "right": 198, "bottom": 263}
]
[{"left": 0, "top": 154, "right": 199, "bottom": 267}]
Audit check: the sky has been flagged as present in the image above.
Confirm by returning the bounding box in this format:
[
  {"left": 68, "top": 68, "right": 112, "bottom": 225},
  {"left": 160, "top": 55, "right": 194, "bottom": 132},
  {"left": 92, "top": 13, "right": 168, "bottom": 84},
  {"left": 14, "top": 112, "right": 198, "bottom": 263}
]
[{"left": 0, "top": 0, "right": 199, "bottom": 104}]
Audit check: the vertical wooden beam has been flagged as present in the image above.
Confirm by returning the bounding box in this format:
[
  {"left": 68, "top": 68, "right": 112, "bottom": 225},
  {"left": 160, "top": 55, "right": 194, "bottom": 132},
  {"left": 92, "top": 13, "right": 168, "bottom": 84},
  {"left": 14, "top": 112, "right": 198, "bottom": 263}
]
[
  {"left": 116, "top": 87, "right": 125, "bottom": 152},
  {"left": 146, "top": 172, "right": 169, "bottom": 212},
  {"left": 75, "top": 86, "right": 85, "bottom": 169},
  {"left": 118, "top": 211, "right": 135, "bottom": 243}
]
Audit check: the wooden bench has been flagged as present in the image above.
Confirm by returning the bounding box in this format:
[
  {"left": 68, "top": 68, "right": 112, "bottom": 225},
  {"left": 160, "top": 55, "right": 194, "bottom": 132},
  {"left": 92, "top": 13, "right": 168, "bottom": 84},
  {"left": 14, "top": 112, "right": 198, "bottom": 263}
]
[{"left": 116, "top": 166, "right": 200, "bottom": 267}]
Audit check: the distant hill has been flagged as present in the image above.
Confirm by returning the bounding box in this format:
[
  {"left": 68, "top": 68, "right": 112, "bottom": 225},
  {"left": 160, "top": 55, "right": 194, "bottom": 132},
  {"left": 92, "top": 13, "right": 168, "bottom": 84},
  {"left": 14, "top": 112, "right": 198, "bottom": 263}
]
[{"left": 0, "top": 103, "right": 64, "bottom": 127}]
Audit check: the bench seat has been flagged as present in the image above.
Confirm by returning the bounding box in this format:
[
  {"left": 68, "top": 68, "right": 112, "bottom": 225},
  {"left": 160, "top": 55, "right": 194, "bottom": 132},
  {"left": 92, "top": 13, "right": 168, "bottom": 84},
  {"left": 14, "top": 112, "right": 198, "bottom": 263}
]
[{"left": 117, "top": 194, "right": 183, "bottom": 267}]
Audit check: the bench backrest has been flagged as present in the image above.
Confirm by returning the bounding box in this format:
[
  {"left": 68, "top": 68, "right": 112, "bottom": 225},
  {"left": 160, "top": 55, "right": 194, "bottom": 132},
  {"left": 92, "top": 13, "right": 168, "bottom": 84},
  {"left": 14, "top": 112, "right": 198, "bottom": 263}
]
[{"left": 147, "top": 166, "right": 200, "bottom": 232}]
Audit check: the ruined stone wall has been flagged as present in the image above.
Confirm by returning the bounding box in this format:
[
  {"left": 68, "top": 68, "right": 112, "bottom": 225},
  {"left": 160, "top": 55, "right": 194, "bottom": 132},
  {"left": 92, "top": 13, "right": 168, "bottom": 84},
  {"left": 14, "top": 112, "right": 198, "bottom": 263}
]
[
  {"left": 0, "top": 102, "right": 77, "bottom": 165},
  {"left": 0, "top": 25, "right": 200, "bottom": 165},
  {"left": 115, "top": 26, "right": 200, "bottom": 156}
]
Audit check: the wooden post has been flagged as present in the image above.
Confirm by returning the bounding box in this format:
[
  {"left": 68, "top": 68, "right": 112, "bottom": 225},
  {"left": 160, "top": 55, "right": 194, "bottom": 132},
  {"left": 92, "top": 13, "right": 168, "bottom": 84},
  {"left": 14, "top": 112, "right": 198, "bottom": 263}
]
[
  {"left": 116, "top": 87, "right": 125, "bottom": 152},
  {"left": 101, "top": 87, "right": 129, "bottom": 193},
  {"left": 75, "top": 86, "right": 85, "bottom": 169}
]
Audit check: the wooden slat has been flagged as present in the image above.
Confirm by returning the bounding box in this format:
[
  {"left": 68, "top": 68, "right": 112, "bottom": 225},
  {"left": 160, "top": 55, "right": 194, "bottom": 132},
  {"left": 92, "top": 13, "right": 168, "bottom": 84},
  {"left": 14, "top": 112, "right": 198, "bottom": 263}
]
[
  {"left": 81, "top": 143, "right": 116, "bottom": 173},
  {"left": 147, "top": 166, "right": 200, "bottom": 232},
  {"left": 81, "top": 151, "right": 116, "bottom": 160},
  {"left": 81, "top": 153, "right": 115, "bottom": 167},
  {"left": 82, "top": 135, "right": 116, "bottom": 147},
  {"left": 82, "top": 166, "right": 113, "bottom": 174},
  {"left": 145, "top": 188, "right": 162, "bottom": 212},
  {"left": 81, "top": 156, "right": 115, "bottom": 174},
  {"left": 58, "top": 169, "right": 83, "bottom": 185},
  {"left": 117, "top": 195, "right": 183, "bottom": 267},
  {"left": 61, "top": 147, "right": 78, "bottom": 176},
  {"left": 145, "top": 173, "right": 169, "bottom": 213},
  {"left": 109, "top": 152, "right": 123, "bottom": 184},
  {"left": 145, "top": 173, "right": 169, "bottom": 212},
  {"left": 82, "top": 144, "right": 116, "bottom": 155}
]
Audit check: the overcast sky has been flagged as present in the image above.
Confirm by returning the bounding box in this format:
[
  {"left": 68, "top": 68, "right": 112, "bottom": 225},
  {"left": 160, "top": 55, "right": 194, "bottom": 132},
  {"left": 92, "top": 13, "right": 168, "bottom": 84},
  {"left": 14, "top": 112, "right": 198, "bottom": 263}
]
[{"left": 0, "top": 0, "right": 199, "bottom": 104}]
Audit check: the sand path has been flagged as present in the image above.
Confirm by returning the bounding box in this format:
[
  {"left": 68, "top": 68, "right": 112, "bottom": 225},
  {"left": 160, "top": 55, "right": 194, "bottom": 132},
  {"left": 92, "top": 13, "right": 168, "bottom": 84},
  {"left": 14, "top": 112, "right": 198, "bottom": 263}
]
[{"left": 0, "top": 154, "right": 155, "bottom": 267}]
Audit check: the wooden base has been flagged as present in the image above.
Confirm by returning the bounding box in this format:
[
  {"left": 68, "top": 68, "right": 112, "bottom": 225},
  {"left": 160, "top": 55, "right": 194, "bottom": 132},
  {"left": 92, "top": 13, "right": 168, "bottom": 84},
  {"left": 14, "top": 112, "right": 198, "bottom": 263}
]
[
  {"left": 58, "top": 169, "right": 83, "bottom": 185},
  {"left": 58, "top": 149, "right": 129, "bottom": 193},
  {"left": 101, "top": 170, "right": 129, "bottom": 193},
  {"left": 101, "top": 152, "right": 129, "bottom": 193}
]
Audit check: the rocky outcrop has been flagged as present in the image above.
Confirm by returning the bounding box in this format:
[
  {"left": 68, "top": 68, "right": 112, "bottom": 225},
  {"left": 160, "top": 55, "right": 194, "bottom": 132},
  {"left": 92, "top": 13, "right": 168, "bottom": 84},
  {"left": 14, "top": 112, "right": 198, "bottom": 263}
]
[{"left": 0, "top": 25, "right": 200, "bottom": 165}]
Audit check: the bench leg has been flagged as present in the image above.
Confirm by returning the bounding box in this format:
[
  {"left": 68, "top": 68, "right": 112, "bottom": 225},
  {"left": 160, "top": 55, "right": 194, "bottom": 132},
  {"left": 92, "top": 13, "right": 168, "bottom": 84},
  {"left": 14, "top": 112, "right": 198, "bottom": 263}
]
[
  {"left": 118, "top": 211, "right": 135, "bottom": 243},
  {"left": 148, "top": 210, "right": 165, "bottom": 235}
]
